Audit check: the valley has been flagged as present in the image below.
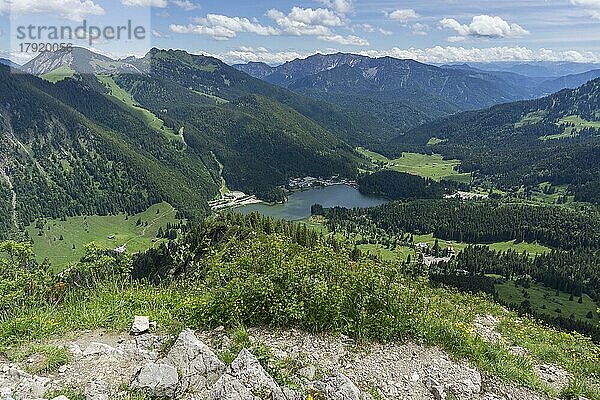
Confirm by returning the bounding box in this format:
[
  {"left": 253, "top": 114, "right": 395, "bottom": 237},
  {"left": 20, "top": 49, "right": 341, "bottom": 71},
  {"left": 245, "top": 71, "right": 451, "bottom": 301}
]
[{"left": 1, "top": 45, "right": 600, "bottom": 400}]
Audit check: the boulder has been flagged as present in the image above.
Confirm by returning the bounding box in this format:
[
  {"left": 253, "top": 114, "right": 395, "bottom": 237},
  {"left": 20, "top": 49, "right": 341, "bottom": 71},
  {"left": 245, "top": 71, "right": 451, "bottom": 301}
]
[
  {"left": 226, "top": 349, "right": 285, "bottom": 400},
  {"left": 131, "top": 363, "right": 179, "bottom": 398},
  {"left": 311, "top": 373, "right": 361, "bottom": 400},
  {"left": 163, "top": 329, "right": 225, "bottom": 394},
  {"left": 51, "top": 396, "right": 70, "bottom": 400},
  {"left": 130, "top": 316, "right": 150, "bottom": 336},
  {"left": 208, "top": 375, "right": 259, "bottom": 400}
]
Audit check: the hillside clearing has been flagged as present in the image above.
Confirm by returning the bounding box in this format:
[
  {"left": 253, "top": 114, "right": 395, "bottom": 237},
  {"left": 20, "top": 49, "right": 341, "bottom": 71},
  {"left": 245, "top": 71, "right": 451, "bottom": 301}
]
[
  {"left": 26, "top": 202, "right": 182, "bottom": 269},
  {"left": 358, "top": 148, "right": 472, "bottom": 183}
]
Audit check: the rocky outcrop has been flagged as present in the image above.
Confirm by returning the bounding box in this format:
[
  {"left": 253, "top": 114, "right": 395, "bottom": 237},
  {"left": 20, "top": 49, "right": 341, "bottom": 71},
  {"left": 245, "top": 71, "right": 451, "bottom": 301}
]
[
  {"left": 162, "top": 328, "right": 225, "bottom": 395},
  {"left": 311, "top": 373, "right": 361, "bottom": 400},
  {"left": 131, "top": 363, "right": 178, "bottom": 397},
  {"left": 0, "top": 320, "right": 554, "bottom": 400}
]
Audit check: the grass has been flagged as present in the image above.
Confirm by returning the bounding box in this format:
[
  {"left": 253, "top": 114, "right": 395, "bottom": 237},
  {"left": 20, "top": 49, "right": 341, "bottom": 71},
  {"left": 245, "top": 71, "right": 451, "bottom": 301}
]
[
  {"left": 412, "top": 234, "right": 551, "bottom": 255},
  {"left": 15, "top": 345, "right": 69, "bottom": 374},
  {"left": 41, "top": 66, "right": 75, "bottom": 83},
  {"left": 1, "top": 222, "right": 599, "bottom": 399},
  {"left": 26, "top": 202, "right": 182, "bottom": 269},
  {"left": 96, "top": 74, "right": 184, "bottom": 143},
  {"left": 357, "top": 243, "right": 415, "bottom": 262},
  {"left": 515, "top": 111, "right": 547, "bottom": 128},
  {"left": 298, "top": 218, "right": 550, "bottom": 263},
  {"left": 426, "top": 137, "right": 446, "bottom": 145},
  {"left": 45, "top": 388, "right": 85, "bottom": 400},
  {"left": 541, "top": 115, "right": 600, "bottom": 140},
  {"left": 496, "top": 280, "right": 600, "bottom": 324},
  {"left": 357, "top": 148, "right": 472, "bottom": 184}
]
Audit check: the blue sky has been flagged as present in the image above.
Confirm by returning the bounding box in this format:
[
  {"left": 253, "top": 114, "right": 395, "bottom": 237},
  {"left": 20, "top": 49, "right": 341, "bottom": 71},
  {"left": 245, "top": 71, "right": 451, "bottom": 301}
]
[{"left": 1, "top": 0, "right": 600, "bottom": 65}]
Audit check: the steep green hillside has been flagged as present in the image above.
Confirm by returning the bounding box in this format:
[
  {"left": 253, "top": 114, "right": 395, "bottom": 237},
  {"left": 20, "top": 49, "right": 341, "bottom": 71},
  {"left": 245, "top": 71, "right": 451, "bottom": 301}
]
[
  {"left": 0, "top": 65, "right": 220, "bottom": 235},
  {"left": 133, "top": 49, "right": 392, "bottom": 146}
]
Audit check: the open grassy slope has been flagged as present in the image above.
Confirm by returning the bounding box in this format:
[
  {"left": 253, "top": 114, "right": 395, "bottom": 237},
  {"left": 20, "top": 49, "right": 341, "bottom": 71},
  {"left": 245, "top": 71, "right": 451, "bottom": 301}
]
[
  {"left": 496, "top": 280, "right": 599, "bottom": 325},
  {"left": 26, "top": 203, "right": 182, "bottom": 268},
  {"left": 358, "top": 148, "right": 472, "bottom": 183}
]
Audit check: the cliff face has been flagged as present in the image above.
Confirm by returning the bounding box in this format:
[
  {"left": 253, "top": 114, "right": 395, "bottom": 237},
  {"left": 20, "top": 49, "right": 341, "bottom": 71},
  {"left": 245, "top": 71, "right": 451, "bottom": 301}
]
[{"left": 1, "top": 317, "right": 559, "bottom": 400}]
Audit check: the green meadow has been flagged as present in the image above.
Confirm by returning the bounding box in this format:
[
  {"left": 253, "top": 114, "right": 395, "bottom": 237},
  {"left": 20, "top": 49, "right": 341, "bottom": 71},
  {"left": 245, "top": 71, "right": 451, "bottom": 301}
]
[
  {"left": 26, "top": 202, "right": 182, "bottom": 269},
  {"left": 495, "top": 279, "right": 599, "bottom": 325},
  {"left": 96, "top": 74, "right": 184, "bottom": 142},
  {"left": 358, "top": 148, "right": 472, "bottom": 183}
]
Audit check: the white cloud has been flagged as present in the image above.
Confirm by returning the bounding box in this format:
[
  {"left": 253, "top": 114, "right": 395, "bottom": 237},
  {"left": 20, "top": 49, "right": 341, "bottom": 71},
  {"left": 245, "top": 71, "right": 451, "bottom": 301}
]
[
  {"left": 359, "top": 46, "right": 598, "bottom": 64},
  {"left": 356, "top": 23, "right": 374, "bottom": 33},
  {"left": 151, "top": 29, "right": 168, "bottom": 38},
  {"left": 320, "top": 34, "right": 368, "bottom": 46},
  {"left": 171, "top": 0, "right": 199, "bottom": 11},
  {"left": 197, "top": 14, "right": 280, "bottom": 35},
  {"left": 447, "top": 36, "right": 466, "bottom": 43},
  {"left": 0, "top": 0, "right": 104, "bottom": 21},
  {"left": 317, "top": 0, "right": 353, "bottom": 14},
  {"left": 122, "top": 0, "right": 167, "bottom": 7},
  {"left": 412, "top": 22, "right": 429, "bottom": 36},
  {"left": 387, "top": 9, "right": 419, "bottom": 23},
  {"left": 214, "top": 46, "right": 600, "bottom": 66},
  {"left": 213, "top": 46, "right": 310, "bottom": 65},
  {"left": 267, "top": 7, "right": 345, "bottom": 31},
  {"left": 571, "top": 0, "right": 600, "bottom": 18},
  {"left": 356, "top": 24, "right": 392, "bottom": 36},
  {"left": 440, "top": 15, "right": 529, "bottom": 39},
  {"left": 267, "top": 6, "right": 368, "bottom": 45},
  {"left": 171, "top": 14, "right": 280, "bottom": 40},
  {"left": 170, "top": 23, "right": 236, "bottom": 40}
]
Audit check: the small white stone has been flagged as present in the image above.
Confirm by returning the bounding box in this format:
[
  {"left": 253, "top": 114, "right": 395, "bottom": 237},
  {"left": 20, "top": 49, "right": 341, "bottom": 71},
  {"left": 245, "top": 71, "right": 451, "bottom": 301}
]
[{"left": 130, "top": 316, "right": 150, "bottom": 336}]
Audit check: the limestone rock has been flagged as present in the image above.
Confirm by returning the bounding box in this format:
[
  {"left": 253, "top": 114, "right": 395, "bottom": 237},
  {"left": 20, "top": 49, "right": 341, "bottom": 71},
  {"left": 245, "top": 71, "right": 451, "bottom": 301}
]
[
  {"left": 130, "top": 316, "right": 150, "bottom": 336},
  {"left": 425, "top": 377, "right": 446, "bottom": 400},
  {"left": 0, "top": 388, "right": 14, "bottom": 400},
  {"left": 85, "top": 379, "right": 109, "bottom": 400},
  {"left": 227, "top": 349, "right": 285, "bottom": 400},
  {"left": 298, "top": 365, "right": 316, "bottom": 381},
  {"left": 83, "top": 343, "right": 121, "bottom": 357},
  {"left": 208, "top": 374, "right": 259, "bottom": 400},
  {"left": 163, "top": 329, "right": 225, "bottom": 394},
  {"left": 311, "top": 373, "right": 361, "bottom": 400},
  {"left": 51, "top": 396, "right": 70, "bottom": 400},
  {"left": 131, "top": 363, "right": 178, "bottom": 398}
]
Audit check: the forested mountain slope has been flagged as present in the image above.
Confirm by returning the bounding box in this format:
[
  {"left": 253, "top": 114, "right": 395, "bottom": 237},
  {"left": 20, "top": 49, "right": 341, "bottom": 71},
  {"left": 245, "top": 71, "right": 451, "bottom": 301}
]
[
  {"left": 388, "top": 78, "right": 600, "bottom": 201},
  {"left": 0, "top": 65, "right": 221, "bottom": 238}
]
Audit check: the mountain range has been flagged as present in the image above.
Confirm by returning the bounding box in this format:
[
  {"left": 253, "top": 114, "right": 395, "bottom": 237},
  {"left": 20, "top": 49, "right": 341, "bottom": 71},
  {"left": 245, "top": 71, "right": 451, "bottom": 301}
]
[
  {"left": 235, "top": 54, "right": 600, "bottom": 139},
  {"left": 4, "top": 47, "right": 600, "bottom": 238}
]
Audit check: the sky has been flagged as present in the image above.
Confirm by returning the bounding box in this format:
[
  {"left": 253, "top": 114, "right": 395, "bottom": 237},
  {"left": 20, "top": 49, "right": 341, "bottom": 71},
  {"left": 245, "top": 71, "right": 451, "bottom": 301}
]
[{"left": 2, "top": 0, "right": 600, "bottom": 65}]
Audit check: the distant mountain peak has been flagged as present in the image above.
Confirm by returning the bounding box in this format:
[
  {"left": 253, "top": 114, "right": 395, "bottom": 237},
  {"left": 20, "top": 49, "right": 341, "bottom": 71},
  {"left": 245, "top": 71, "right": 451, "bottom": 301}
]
[{"left": 22, "top": 47, "right": 140, "bottom": 76}]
